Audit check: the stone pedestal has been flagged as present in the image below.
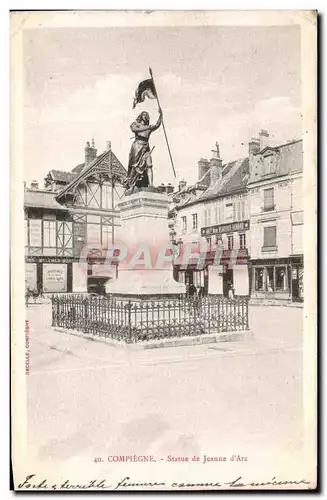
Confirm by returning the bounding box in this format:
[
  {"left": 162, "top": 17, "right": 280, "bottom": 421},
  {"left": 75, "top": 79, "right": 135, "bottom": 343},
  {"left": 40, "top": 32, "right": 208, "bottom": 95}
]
[{"left": 105, "top": 189, "right": 186, "bottom": 297}]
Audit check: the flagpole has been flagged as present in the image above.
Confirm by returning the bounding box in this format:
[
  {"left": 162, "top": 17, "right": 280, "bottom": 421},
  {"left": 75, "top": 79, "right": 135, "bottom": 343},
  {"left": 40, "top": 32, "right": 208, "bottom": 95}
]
[{"left": 149, "top": 67, "right": 177, "bottom": 179}]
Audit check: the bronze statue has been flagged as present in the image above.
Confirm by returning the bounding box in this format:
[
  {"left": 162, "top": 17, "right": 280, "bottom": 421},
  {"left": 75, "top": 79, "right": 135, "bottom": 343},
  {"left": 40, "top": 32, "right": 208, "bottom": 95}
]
[{"left": 123, "top": 108, "right": 162, "bottom": 193}]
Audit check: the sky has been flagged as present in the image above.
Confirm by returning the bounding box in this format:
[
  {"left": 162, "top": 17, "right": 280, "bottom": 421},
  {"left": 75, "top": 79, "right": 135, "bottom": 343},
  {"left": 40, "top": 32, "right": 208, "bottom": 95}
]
[{"left": 23, "top": 25, "right": 302, "bottom": 187}]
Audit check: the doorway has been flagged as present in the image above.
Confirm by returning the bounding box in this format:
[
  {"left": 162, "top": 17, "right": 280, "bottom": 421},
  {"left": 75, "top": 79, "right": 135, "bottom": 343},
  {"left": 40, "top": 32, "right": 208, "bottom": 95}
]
[
  {"left": 223, "top": 267, "right": 234, "bottom": 298},
  {"left": 291, "top": 265, "right": 304, "bottom": 302}
]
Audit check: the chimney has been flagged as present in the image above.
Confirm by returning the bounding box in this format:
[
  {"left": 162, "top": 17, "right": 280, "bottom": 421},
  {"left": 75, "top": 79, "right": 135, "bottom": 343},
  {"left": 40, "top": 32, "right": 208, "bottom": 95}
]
[
  {"left": 85, "top": 139, "right": 97, "bottom": 166},
  {"left": 178, "top": 179, "right": 187, "bottom": 191},
  {"left": 23, "top": 181, "right": 27, "bottom": 189},
  {"left": 248, "top": 137, "right": 261, "bottom": 155},
  {"left": 198, "top": 158, "right": 210, "bottom": 187},
  {"left": 209, "top": 142, "right": 223, "bottom": 186},
  {"left": 157, "top": 183, "right": 166, "bottom": 193},
  {"left": 259, "top": 129, "right": 269, "bottom": 150},
  {"left": 106, "top": 140, "right": 111, "bottom": 151},
  {"left": 166, "top": 183, "right": 174, "bottom": 194},
  {"left": 30, "top": 180, "right": 39, "bottom": 189}
]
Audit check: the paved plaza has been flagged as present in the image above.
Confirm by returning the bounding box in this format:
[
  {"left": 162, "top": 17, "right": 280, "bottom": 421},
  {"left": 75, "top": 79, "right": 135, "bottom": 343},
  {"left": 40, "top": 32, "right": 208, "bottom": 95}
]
[{"left": 24, "top": 302, "right": 305, "bottom": 479}]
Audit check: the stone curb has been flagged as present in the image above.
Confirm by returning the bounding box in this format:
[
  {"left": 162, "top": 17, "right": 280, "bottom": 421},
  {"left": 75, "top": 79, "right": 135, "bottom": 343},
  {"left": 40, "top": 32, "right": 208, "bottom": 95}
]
[{"left": 51, "top": 327, "right": 253, "bottom": 350}]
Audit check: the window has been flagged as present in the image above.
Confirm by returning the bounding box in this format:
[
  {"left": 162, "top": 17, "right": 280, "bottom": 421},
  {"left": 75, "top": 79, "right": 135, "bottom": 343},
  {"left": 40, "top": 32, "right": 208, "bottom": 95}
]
[
  {"left": 192, "top": 213, "right": 198, "bottom": 231},
  {"left": 214, "top": 206, "right": 218, "bottom": 224},
  {"left": 204, "top": 208, "right": 211, "bottom": 226},
  {"left": 102, "top": 225, "right": 112, "bottom": 249},
  {"left": 182, "top": 216, "right": 187, "bottom": 234},
  {"left": 25, "top": 219, "right": 28, "bottom": 246},
  {"left": 263, "top": 226, "right": 277, "bottom": 248},
  {"left": 43, "top": 220, "right": 56, "bottom": 247},
  {"left": 266, "top": 266, "right": 274, "bottom": 292},
  {"left": 87, "top": 223, "right": 101, "bottom": 245},
  {"left": 101, "top": 184, "right": 112, "bottom": 209},
  {"left": 253, "top": 265, "right": 288, "bottom": 293},
  {"left": 233, "top": 201, "right": 241, "bottom": 222},
  {"left": 225, "top": 202, "right": 233, "bottom": 222},
  {"left": 239, "top": 233, "right": 246, "bottom": 250},
  {"left": 240, "top": 199, "right": 246, "bottom": 220},
  {"left": 264, "top": 188, "right": 275, "bottom": 211},
  {"left": 227, "top": 235, "right": 234, "bottom": 250},
  {"left": 29, "top": 219, "right": 42, "bottom": 247},
  {"left": 215, "top": 234, "right": 223, "bottom": 245},
  {"left": 206, "top": 237, "right": 212, "bottom": 248},
  {"left": 275, "top": 266, "right": 287, "bottom": 291},
  {"left": 193, "top": 270, "right": 204, "bottom": 287},
  {"left": 254, "top": 268, "right": 265, "bottom": 291}
]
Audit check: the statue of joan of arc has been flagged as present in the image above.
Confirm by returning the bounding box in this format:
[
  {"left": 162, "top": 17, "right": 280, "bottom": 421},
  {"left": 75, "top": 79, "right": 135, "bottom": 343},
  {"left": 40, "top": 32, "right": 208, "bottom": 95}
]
[{"left": 123, "top": 108, "right": 163, "bottom": 192}]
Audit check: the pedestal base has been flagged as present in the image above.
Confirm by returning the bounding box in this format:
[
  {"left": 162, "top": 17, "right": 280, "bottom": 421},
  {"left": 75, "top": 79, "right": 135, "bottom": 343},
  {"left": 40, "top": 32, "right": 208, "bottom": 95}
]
[
  {"left": 106, "top": 269, "right": 185, "bottom": 296},
  {"left": 105, "top": 190, "right": 186, "bottom": 297}
]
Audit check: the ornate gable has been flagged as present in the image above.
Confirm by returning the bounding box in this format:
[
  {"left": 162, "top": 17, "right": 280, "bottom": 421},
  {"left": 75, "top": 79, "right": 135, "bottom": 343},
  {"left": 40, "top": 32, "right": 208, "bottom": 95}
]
[{"left": 55, "top": 150, "right": 127, "bottom": 205}]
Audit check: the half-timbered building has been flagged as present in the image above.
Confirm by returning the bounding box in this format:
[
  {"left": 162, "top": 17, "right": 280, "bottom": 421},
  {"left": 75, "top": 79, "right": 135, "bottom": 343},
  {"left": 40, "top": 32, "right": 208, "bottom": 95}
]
[{"left": 24, "top": 140, "right": 127, "bottom": 293}]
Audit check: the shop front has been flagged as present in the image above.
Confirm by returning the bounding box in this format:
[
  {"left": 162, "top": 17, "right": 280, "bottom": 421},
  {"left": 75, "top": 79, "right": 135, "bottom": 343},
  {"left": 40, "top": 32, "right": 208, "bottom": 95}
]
[
  {"left": 174, "top": 265, "right": 209, "bottom": 297},
  {"left": 25, "top": 256, "right": 73, "bottom": 293},
  {"left": 250, "top": 256, "right": 303, "bottom": 304},
  {"left": 173, "top": 248, "right": 249, "bottom": 297},
  {"left": 289, "top": 255, "right": 304, "bottom": 302}
]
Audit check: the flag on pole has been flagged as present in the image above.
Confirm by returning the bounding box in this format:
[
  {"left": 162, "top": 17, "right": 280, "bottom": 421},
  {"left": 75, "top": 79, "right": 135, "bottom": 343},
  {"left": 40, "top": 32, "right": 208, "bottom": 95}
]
[{"left": 133, "top": 78, "right": 157, "bottom": 109}]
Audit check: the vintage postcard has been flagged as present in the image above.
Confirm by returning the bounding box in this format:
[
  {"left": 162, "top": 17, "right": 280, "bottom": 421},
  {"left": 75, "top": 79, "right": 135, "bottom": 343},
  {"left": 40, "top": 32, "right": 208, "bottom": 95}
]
[{"left": 11, "top": 10, "right": 317, "bottom": 491}]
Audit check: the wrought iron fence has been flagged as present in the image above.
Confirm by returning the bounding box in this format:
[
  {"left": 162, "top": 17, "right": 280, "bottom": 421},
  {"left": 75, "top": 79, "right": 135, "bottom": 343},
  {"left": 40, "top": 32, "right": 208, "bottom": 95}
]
[{"left": 51, "top": 294, "right": 249, "bottom": 343}]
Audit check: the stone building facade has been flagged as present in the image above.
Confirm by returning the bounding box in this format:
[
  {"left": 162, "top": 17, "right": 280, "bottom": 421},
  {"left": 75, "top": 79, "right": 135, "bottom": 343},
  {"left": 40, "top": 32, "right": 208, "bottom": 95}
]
[
  {"left": 247, "top": 133, "right": 303, "bottom": 304},
  {"left": 173, "top": 144, "right": 251, "bottom": 297}
]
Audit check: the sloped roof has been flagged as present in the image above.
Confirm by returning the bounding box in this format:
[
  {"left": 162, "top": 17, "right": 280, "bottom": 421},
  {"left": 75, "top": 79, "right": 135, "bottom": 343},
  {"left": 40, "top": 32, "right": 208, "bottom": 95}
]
[
  {"left": 49, "top": 170, "right": 77, "bottom": 183},
  {"left": 248, "top": 139, "right": 302, "bottom": 184},
  {"left": 198, "top": 157, "right": 249, "bottom": 202},
  {"left": 56, "top": 150, "right": 127, "bottom": 200},
  {"left": 24, "top": 189, "right": 69, "bottom": 211},
  {"left": 177, "top": 157, "right": 249, "bottom": 210},
  {"left": 71, "top": 162, "right": 85, "bottom": 174}
]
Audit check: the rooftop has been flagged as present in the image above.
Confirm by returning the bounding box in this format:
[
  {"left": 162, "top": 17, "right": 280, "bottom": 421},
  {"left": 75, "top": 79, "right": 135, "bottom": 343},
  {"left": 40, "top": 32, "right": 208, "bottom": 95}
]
[{"left": 24, "top": 188, "right": 69, "bottom": 211}]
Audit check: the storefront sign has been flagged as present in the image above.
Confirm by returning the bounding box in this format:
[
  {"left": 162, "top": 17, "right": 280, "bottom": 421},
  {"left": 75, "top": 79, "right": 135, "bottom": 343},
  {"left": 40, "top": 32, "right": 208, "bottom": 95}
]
[
  {"left": 43, "top": 263, "right": 67, "bottom": 292},
  {"left": 201, "top": 220, "right": 250, "bottom": 237},
  {"left": 29, "top": 219, "right": 42, "bottom": 247},
  {"left": 25, "top": 263, "right": 37, "bottom": 290}
]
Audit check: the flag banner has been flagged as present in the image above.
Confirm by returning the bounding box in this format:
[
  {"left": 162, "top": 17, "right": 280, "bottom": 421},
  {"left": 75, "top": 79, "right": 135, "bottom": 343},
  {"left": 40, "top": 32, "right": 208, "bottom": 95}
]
[{"left": 133, "top": 78, "right": 157, "bottom": 108}]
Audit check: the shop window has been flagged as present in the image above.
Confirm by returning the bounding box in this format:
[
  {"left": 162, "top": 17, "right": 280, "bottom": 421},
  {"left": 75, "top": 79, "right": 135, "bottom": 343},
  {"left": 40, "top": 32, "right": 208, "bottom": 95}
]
[
  {"left": 263, "top": 188, "right": 275, "bottom": 211},
  {"left": 275, "top": 266, "right": 287, "bottom": 291},
  {"left": 193, "top": 271, "right": 204, "bottom": 287},
  {"left": 254, "top": 268, "right": 265, "bottom": 291},
  {"left": 192, "top": 213, "right": 198, "bottom": 231},
  {"left": 239, "top": 233, "right": 246, "bottom": 250},
  {"left": 263, "top": 226, "right": 277, "bottom": 248},
  {"left": 266, "top": 266, "right": 274, "bottom": 292},
  {"left": 227, "top": 235, "right": 234, "bottom": 250}
]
